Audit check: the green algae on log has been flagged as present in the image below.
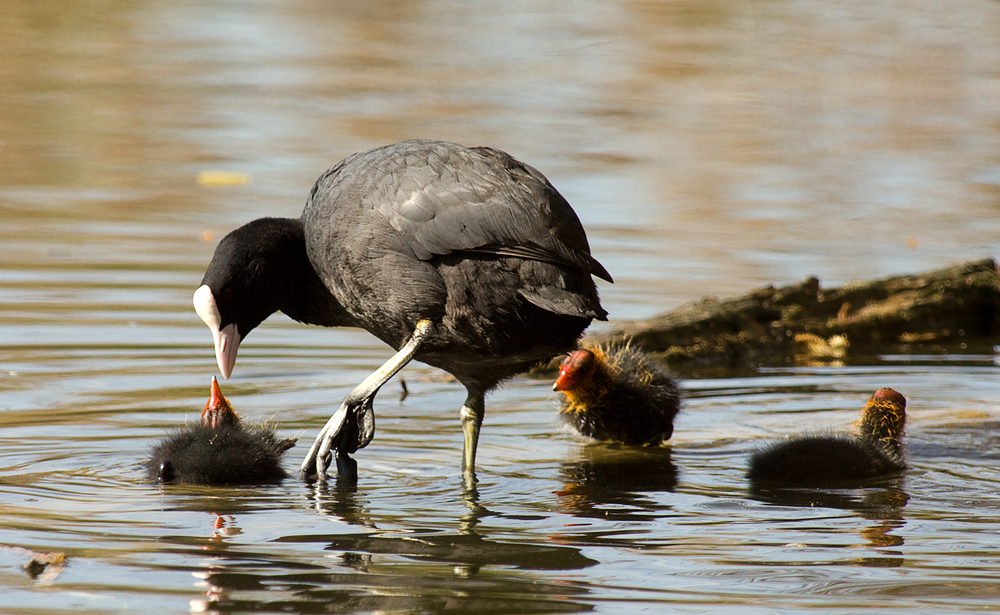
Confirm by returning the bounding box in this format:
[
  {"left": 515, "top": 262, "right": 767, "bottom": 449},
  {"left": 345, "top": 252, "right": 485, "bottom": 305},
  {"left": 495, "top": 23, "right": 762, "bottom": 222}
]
[{"left": 591, "top": 258, "right": 1000, "bottom": 370}]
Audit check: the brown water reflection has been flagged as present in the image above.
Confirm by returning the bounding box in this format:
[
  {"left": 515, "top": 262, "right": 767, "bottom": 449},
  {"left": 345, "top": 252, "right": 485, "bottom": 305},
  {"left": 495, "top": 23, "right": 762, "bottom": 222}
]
[
  {"left": 558, "top": 445, "right": 678, "bottom": 521},
  {"left": 3, "top": 0, "right": 1000, "bottom": 613},
  {"left": 4, "top": 1, "right": 998, "bottom": 312}
]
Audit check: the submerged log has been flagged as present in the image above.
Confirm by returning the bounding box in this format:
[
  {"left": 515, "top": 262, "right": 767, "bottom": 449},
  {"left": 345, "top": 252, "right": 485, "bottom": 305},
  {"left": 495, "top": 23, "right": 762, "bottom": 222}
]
[{"left": 589, "top": 258, "right": 1000, "bottom": 370}]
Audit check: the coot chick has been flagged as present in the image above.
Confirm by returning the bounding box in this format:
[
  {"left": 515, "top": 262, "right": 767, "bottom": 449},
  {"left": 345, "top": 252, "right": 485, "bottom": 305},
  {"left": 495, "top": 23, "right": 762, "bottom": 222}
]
[
  {"left": 553, "top": 344, "right": 680, "bottom": 445},
  {"left": 747, "top": 388, "right": 907, "bottom": 485},
  {"left": 193, "top": 140, "right": 611, "bottom": 483},
  {"left": 147, "top": 377, "right": 296, "bottom": 484}
]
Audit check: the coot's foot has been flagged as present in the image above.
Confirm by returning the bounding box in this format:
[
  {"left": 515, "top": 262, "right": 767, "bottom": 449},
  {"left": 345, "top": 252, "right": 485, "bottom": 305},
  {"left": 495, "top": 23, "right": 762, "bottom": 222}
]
[
  {"left": 299, "top": 319, "right": 433, "bottom": 481},
  {"left": 299, "top": 396, "right": 373, "bottom": 480}
]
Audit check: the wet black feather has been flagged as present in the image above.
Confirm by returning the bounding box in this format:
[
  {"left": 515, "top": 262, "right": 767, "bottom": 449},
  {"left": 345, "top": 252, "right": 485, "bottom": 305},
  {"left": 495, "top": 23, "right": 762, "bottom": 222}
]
[{"left": 146, "top": 424, "right": 296, "bottom": 485}]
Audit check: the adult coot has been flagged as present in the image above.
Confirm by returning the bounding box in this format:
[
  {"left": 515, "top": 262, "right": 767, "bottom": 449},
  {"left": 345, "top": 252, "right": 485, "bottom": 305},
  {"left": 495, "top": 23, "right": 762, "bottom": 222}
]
[
  {"left": 553, "top": 344, "right": 680, "bottom": 445},
  {"left": 193, "top": 140, "right": 612, "bottom": 482},
  {"left": 146, "top": 377, "right": 296, "bottom": 484},
  {"left": 747, "top": 388, "right": 907, "bottom": 485}
]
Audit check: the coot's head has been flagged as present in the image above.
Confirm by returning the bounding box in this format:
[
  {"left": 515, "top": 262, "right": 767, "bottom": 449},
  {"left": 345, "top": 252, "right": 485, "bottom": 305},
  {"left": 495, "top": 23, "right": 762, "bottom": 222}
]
[{"left": 194, "top": 218, "right": 305, "bottom": 378}]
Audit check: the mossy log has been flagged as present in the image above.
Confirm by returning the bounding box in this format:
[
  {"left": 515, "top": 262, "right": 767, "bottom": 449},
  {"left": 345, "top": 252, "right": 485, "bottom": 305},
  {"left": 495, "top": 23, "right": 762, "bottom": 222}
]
[{"left": 588, "top": 258, "right": 1000, "bottom": 371}]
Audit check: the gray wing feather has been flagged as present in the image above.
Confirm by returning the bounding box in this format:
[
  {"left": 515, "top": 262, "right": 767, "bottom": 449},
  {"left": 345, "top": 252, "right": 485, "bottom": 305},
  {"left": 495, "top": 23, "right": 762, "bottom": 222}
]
[{"left": 367, "top": 142, "right": 611, "bottom": 281}]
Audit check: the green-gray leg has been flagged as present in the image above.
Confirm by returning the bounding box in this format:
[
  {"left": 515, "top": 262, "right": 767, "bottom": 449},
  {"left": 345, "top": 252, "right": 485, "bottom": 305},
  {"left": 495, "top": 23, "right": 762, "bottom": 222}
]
[{"left": 460, "top": 392, "right": 485, "bottom": 488}]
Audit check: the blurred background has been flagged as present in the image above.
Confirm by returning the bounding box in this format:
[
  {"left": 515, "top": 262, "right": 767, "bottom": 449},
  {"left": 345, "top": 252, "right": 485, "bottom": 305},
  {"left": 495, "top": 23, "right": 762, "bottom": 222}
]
[{"left": 4, "top": 0, "right": 998, "bottom": 320}]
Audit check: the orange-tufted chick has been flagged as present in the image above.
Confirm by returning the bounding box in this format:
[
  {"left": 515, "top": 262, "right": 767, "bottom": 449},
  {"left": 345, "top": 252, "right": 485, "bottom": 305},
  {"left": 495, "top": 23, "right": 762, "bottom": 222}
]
[
  {"left": 553, "top": 344, "right": 680, "bottom": 446},
  {"left": 747, "top": 388, "right": 907, "bottom": 485}
]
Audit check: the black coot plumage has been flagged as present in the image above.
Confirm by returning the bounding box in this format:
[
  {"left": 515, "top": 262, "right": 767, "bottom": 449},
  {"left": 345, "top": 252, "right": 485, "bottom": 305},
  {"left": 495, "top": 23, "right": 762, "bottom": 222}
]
[
  {"left": 193, "top": 140, "right": 612, "bottom": 482},
  {"left": 747, "top": 387, "right": 907, "bottom": 485},
  {"left": 553, "top": 344, "right": 680, "bottom": 445},
  {"left": 146, "top": 377, "right": 296, "bottom": 484}
]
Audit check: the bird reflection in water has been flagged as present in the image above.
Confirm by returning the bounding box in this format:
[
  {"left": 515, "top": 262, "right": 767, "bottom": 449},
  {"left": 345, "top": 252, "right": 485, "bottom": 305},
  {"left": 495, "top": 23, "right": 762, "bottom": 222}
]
[
  {"left": 301, "top": 478, "right": 596, "bottom": 581},
  {"left": 557, "top": 445, "right": 678, "bottom": 522},
  {"left": 185, "top": 512, "right": 249, "bottom": 613},
  {"left": 750, "top": 478, "right": 910, "bottom": 568},
  {"left": 303, "top": 477, "right": 376, "bottom": 530}
]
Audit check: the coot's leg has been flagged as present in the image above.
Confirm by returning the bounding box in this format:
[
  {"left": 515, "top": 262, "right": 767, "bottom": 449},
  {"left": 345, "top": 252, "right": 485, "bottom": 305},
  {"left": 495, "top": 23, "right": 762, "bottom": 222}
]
[
  {"left": 300, "top": 319, "right": 433, "bottom": 481},
  {"left": 460, "top": 391, "right": 486, "bottom": 487}
]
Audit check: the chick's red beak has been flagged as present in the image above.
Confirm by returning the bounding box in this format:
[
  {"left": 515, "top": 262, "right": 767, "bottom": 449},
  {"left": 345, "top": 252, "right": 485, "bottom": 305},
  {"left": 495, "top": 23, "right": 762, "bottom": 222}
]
[{"left": 201, "top": 376, "right": 240, "bottom": 429}]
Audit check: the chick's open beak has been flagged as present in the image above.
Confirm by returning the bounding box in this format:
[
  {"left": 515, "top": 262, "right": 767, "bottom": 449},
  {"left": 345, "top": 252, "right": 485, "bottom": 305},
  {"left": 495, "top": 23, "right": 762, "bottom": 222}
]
[{"left": 201, "top": 376, "right": 239, "bottom": 429}]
